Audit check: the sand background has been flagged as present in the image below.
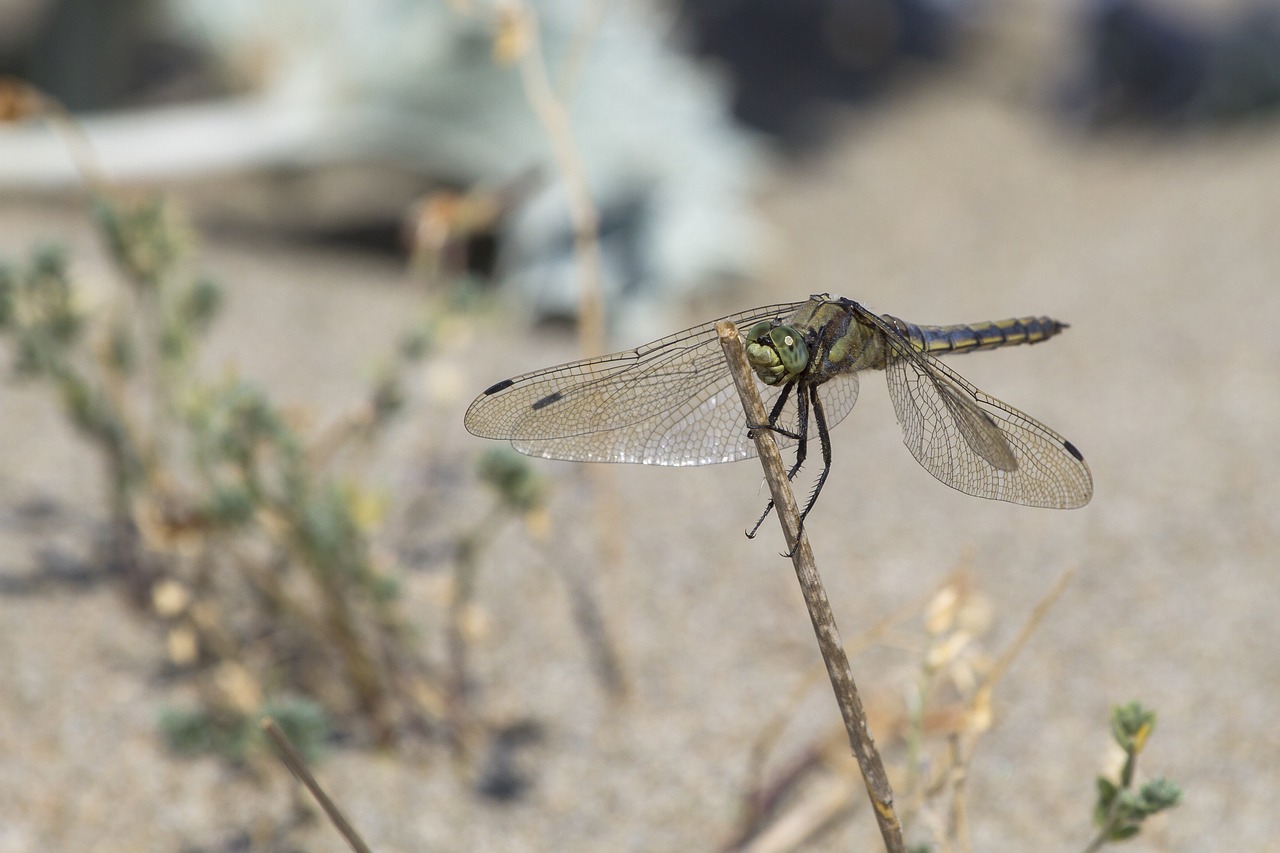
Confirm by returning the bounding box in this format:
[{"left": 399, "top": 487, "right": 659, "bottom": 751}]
[{"left": 2, "top": 3, "right": 1279, "bottom": 850}]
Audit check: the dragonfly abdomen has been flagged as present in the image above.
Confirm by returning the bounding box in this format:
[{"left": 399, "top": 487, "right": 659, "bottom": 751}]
[{"left": 885, "top": 315, "right": 1068, "bottom": 355}]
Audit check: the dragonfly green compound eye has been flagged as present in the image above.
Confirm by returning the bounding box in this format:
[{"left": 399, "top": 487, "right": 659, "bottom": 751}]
[
  {"left": 768, "top": 325, "right": 809, "bottom": 375},
  {"left": 745, "top": 321, "right": 773, "bottom": 345},
  {"left": 745, "top": 322, "right": 809, "bottom": 384}
]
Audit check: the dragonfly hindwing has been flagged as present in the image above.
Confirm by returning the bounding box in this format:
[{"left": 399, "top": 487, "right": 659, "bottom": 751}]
[
  {"left": 884, "top": 352, "right": 1019, "bottom": 493},
  {"left": 936, "top": 378, "right": 1017, "bottom": 471}
]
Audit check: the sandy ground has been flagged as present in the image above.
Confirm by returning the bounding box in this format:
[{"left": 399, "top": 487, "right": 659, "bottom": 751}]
[{"left": 3, "top": 16, "right": 1280, "bottom": 853}]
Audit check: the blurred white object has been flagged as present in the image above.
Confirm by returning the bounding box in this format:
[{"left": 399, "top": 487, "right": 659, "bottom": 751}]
[{"left": 0, "top": 0, "right": 766, "bottom": 333}]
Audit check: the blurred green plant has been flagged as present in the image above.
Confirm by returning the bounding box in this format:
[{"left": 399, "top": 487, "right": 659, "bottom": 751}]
[
  {"left": 0, "top": 193, "right": 542, "bottom": 758},
  {"left": 442, "top": 446, "right": 550, "bottom": 753},
  {"left": 476, "top": 446, "right": 548, "bottom": 516},
  {"left": 160, "top": 696, "right": 330, "bottom": 765},
  {"left": 1085, "top": 701, "right": 1182, "bottom": 851}
]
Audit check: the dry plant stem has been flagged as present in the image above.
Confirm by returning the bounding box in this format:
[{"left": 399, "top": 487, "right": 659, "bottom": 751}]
[
  {"left": 983, "top": 567, "right": 1075, "bottom": 691},
  {"left": 946, "top": 566, "right": 1076, "bottom": 848},
  {"left": 741, "top": 775, "right": 860, "bottom": 853},
  {"left": 23, "top": 82, "right": 110, "bottom": 192},
  {"left": 717, "top": 321, "right": 905, "bottom": 853},
  {"left": 512, "top": 2, "right": 630, "bottom": 697},
  {"left": 555, "top": 0, "right": 609, "bottom": 98},
  {"left": 746, "top": 574, "right": 960, "bottom": 798},
  {"left": 261, "top": 717, "right": 372, "bottom": 853},
  {"left": 735, "top": 571, "right": 987, "bottom": 850},
  {"left": 512, "top": 2, "right": 605, "bottom": 356},
  {"left": 738, "top": 574, "right": 965, "bottom": 845}
]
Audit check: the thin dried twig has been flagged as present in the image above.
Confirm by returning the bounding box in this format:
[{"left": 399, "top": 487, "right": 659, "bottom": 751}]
[
  {"left": 504, "top": 1, "right": 629, "bottom": 697},
  {"left": 737, "top": 572, "right": 967, "bottom": 846},
  {"left": 945, "top": 566, "right": 1076, "bottom": 848},
  {"left": 507, "top": 3, "right": 606, "bottom": 357},
  {"left": 0, "top": 76, "right": 109, "bottom": 190},
  {"left": 742, "top": 578, "right": 947, "bottom": 812},
  {"left": 555, "top": 0, "right": 609, "bottom": 99},
  {"left": 982, "top": 567, "right": 1075, "bottom": 693},
  {"left": 716, "top": 321, "right": 905, "bottom": 853},
  {"left": 261, "top": 717, "right": 372, "bottom": 853},
  {"left": 739, "top": 774, "right": 860, "bottom": 853}
]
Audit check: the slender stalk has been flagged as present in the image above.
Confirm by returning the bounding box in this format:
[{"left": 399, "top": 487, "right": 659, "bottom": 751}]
[
  {"left": 946, "top": 567, "right": 1074, "bottom": 852},
  {"left": 9, "top": 77, "right": 111, "bottom": 191},
  {"left": 511, "top": 2, "right": 606, "bottom": 357},
  {"left": 716, "top": 321, "right": 905, "bottom": 853},
  {"left": 261, "top": 717, "right": 372, "bottom": 853},
  {"left": 508, "top": 1, "right": 629, "bottom": 697},
  {"left": 555, "top": 0, "right": 609, "bottom": 99},
  {"left": 742, "top": 581, "right": 942, "bottom": 819}
]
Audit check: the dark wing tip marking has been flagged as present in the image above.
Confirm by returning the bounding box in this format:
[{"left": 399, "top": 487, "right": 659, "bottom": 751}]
[
  {"left": 483, "top": 378, "right": 515, "bottom": 395},
  {"left": 1063, "top": 439, "right": 1084, "bottom": 462},
  {"left": 531, "top": 390, "right": 564, "bottom": 411}
]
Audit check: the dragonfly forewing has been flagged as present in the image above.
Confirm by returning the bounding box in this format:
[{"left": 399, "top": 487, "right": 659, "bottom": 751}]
[
  {"left": 467, "top": 294, "right": 1092, "bottom": 515},
  {"left": 465, "top": 301, "right": 862, "bottom": 466}
]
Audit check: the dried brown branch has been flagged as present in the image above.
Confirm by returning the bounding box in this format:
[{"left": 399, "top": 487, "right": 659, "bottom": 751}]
[
  {"left": 501, "top": 0, "right": 629, "bottom": 697},
  {"left": 736, "top": 572, "right": 968, "bottom": 845},
  {"left": 0, "top": 76, "right": 109, "bottom": 190},
  {"left": 262, "top": 717, "right": 372, "bottom": 853},
  {"left": 504, "top": 2, "right": 606, "bottom": 357},
  {"left": 943, "top": 566, "right": 1076, "bottom": 850},
  {"left": 555, "top": 0, "right": 609, "bottom": 99},
  {"left": 716, "top": 321, "right": 905, "bottom": 853},
  {"left": 738, "top": 774, "right": 859, "bottom": 853}
]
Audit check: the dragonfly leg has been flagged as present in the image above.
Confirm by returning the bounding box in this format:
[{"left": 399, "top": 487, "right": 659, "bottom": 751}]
[
  {"left": 747, "top": 381, "right": 803, "bottom": 441},
  {"left": 747, "top": 381, "right": 810, "bottom": 540},
  {"left": 782, "top": 386, "right": 832, "bottom": 557},
  {"left": 785, "top": 385, "right": 810, "bottom": 482},
  {"left": 798, "top": 385, "right": 832, "bottom": 527}
]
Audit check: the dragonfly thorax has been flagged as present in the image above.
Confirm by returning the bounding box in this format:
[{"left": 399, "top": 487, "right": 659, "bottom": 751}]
[{"left": 745, "top": 322, "right": 810, "bottom": 386}]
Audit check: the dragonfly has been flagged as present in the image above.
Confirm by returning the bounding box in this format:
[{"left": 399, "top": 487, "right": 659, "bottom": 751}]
[{"left": 465, "top": 293, "right": 1092, "bottom": 539}]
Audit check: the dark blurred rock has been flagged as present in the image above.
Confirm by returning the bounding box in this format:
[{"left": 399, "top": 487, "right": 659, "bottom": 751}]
[
  {"left": 474, "top": 719, "right": 544, "bottom": 802},
  {"left": 677, "top": 0, "right": 961, "bottom": 151},
  {"left": 1063, "top": 0, "right": 1280, "bottom": 128},
  {"left": 1, "top": 0, "right": 216, "bottom": 110}
]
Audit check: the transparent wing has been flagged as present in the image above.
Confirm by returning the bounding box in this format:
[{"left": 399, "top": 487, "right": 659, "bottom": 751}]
[
  {"left": 465, "top": 302, "right": 861, "bottom": 466},
  {"left": 852, "top": 305, "right": 1093, "bottom": 508}
]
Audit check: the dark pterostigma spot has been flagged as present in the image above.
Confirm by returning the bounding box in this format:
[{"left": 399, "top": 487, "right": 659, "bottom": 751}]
[
  {"left": 531, "top": 391, "right": 563, "bottom": 410},
  {"left": 483, "top": 378, "right": 515, "bottom": 395},
  {"left": 1064, "top": 439, "right": 1084, "bottom": 461}
]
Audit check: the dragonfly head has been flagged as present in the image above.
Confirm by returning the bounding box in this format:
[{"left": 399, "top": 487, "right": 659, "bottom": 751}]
[{"left": 745, "top": 322, "right": 810, "bottom": 386}]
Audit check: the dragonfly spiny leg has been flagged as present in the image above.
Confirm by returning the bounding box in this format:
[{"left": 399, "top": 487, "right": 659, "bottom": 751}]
[
  {"left": 784, "top": 385, "right": 833, "bottom": 557},
  {"left": 747, "top": 381, "right": 803, "bottom": 440},
  {"left": 747, "top": 380, "right": 810, "bottom": 540}
]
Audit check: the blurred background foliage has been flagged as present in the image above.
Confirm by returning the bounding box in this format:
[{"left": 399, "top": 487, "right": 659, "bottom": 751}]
[
  {"left": 0, "top": 0, "right": 1262, "bottom": 848},
  {"left": 4, "top": 1, "right": 1272, "bottom": 337},
  {"left": 0, "top": 190, "right": 553, "bottom": 769}
]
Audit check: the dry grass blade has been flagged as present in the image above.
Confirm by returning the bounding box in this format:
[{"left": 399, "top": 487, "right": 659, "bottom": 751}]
[
  {"left": 738, "top": 775, "right": 859, "bottom": 853},
  {"left": 942, "top": 567, "right": 1076, "bottom": 849}
]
